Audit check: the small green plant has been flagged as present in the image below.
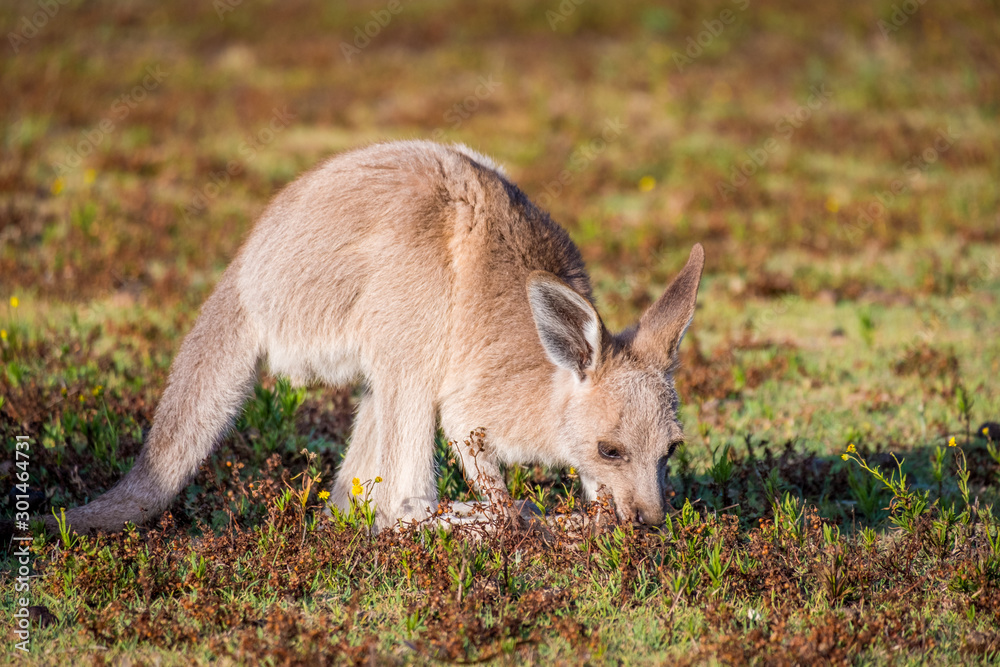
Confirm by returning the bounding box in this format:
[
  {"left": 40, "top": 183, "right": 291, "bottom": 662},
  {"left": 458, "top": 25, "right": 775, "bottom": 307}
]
[
  {"left": 841, "top": 443, "right": 928, "bottom": 534},
  {"left": 732, "top": 549, "right": 759, "bottom": 575},
  {"left": 667, "top": 570, "right": 698, "bottom": 597},
  {"left": 436, "top": 432, "right": 472, "bottom": 501},
  {"left": 952, "top": 440, "right": 971, "bottom": 507},
  {"left": 595, "top": 526, "right": 629, "bottom": 571},
  {"left": 290, "top": 448, "right": 323, "bottom": 510},
  {"left": 701, "top": 538, "right": 731, "bottom": 595},
  {"left": 71, "top": 202, "right": 98, "bottom": 237},
  {"left": 732, "top": 364, "right": 747, "bottom": 391},
  {"left": 404, "top": 610, "right": 425, "bottom": 636},
  {"left": 506, "top": 464, "right": 529, "bottom": 499},
  {"left": 821, "top": 549, "right": 854, "bottom": 605},
  {"left": 237, "top": 378, "right": 306, "bottom": 455},
  {"left": 771, "top": 492, "right": 805, "bottom": 546},
  {"left": 708, "top": 443, "right": 735, "bottom": 508},
  {"left": 52, "top": 507, "right": 77, "bottom": 549},
  {"left": 678, "top": 498, "right": 699, "bottom": 530},
  {"left": 847, "top": 462, "right": 887, "bottom": 524},
  {"left": 860, "top": 526, "right": 878, "bottom": 550},
  {"left": 955, "top": 384, "right": 973, "bottom": 442},
  {"left": 527, "top": 483, "right": 548, "bottom": 516},
  {"left": 188, "top": 552, "right": 208, "bottom": 581},
  {"left": 858, "top": 306, "right": 876, "bottom": 347},
  {"left": 983, "top": 507, "right": 1000, "bottom": 558},
  {"left": 674, "top": 441, "right": 694, "bottom": 501},
  {"left": 760, "top": 467, "right": 783, "bottom": 508},
  {"left": 448, "top": 553, "right": 476, "bottom": 604},
  {"left": 930, "top": 445, "right": 947, "bottom": 499},
  {"left": 983, "top": 426, "right": 1000, "bottom": 484},
  {"left": 347, "top": 475, "right": 381, "bottom": 529},
  {"left": 5, "top": 359, "right": 27, "bottom": 387},
  {"left": 842, "top": 437, "right": 975, "bottom": 538},
  {"left": 273, "top": 488, "right": 293, "bottom": 513}
]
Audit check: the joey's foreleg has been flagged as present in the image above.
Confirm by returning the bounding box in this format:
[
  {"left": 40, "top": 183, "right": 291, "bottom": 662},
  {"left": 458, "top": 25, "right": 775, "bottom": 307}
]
[
  {"left": 449, "top": 433, "right": 521, "bottom": 524},
  {"left": 580, "top": 474, "right": 618, "bottom": 530}
]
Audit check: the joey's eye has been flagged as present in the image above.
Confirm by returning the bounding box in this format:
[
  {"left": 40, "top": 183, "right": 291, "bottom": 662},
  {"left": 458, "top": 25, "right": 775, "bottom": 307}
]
[
  {"left": 598, "top": 441, "right": 624, "bottom": 461},
  {"left": 668, "top": 440, "right": 684, "bottom": 457}
]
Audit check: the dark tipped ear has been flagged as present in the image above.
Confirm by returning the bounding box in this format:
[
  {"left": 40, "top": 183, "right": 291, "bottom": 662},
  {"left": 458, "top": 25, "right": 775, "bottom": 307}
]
[
  {"left": 526, "top": 271, "right": 602, "bottom": 379},
  {"left": 631, "top": 244, "right": 705, "bottom": 369}
]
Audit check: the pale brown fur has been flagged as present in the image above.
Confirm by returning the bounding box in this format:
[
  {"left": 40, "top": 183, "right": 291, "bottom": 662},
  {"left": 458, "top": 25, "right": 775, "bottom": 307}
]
[{"left": 48, "top": 140, "right": 704, "bottom": 533}]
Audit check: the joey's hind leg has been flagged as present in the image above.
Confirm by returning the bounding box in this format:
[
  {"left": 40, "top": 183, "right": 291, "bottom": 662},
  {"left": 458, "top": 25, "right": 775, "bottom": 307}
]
[
  {"left": 330, "top": 392, "right": 381, "bottom": 515},
  {"left": 370, "top": 380, "right": 439, "bottom": 527},
  {"left": 333, "top": 381, "right": 439, "bottom": 528}
]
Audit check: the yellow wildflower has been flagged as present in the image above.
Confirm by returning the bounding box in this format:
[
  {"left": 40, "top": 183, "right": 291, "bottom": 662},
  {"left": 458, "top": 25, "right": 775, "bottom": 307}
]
[
  {"left": 78, "top": 395, "right": 85, "bottom": 403},
  {"left": 847, "top": 443, "right": 856, "bottom": 454},
  {"left": 825, "top": 196, "right": 839, "bottom": 213},
  {"left": 374, "top": 476, "right": 383, "bottom": 483},
  {"left": 51, "top": 178, "right": 64, "bottom": 196},
  {"left": 0, "top": 329, "right": 6, "bottom": 342},
  {"left": 984, "top": 427, "right": 990, "bottom": 436},
  {"left": 318, "top": 490, "right": 330, "bottom": 501},
  {"left": 84, "top": 168, "right": 97, "bottom": 185},
  {"left": 841, "top": 454, "right": 849, "bottom": 461},
  {"left": 569, "top": 467, "right": 576, "bottom": 475},
  {"left": 948, "top": 436, "right": 957, "bottom": 447},
  {"left": 92, "top": 385, "right": 103, "bottom": 397},
  {"left": 351, "top": 477, "right": 363, "bottom": 496},
  {"left": 10, "top": 296, "right": 19, "bottom": 308},
  {"left": 638, "top": 175, "right": 656, "bottom": 193}
]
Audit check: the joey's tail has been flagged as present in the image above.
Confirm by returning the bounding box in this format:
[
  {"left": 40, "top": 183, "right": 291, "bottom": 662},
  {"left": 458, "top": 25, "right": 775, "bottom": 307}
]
[{"left": 46, "top": 268, "right": 261, "bottom": 533}]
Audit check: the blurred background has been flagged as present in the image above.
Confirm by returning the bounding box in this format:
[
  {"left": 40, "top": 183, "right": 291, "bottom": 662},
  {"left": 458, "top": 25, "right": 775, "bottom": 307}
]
[{"left": 1, "top": 0, "right": 998, "bottom": 486}]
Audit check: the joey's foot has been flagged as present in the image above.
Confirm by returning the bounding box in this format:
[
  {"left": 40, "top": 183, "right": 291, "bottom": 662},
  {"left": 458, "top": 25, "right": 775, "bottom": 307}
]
[
  {"left": 384, "top": 500, "right": 438, "bottom": 532},
  {"left": 436, "top": 500, "right": 509, "bottom": 528},
  {"left": 583, "top": 490, "right": 620, "bottom": 535},
  {"left": 428, "top": 497, "right": 533, "bottom": 534}
]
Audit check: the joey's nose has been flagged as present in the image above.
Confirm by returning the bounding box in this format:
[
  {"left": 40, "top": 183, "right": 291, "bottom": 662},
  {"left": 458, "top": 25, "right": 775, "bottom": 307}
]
[{"left": 635, "top": 505, "right": 665, "bottom": 526}]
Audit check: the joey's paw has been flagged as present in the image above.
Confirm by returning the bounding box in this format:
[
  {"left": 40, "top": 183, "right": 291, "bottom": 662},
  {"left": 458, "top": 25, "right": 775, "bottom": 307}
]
[
  {"left": 368, "top": 499, "right": 437, "bottom": 532},
  {"left": 436, "top": 500, "right": 498, "bottom": 527},
  {"left": 429, "top": 499, "right": 530, "bottom": 536},
  {"left": 583, "top": 488, "right": 619, "bottom": 534}
]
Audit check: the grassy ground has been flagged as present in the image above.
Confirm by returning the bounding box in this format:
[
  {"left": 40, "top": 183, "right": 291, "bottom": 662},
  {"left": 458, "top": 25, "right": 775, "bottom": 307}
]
[{"left": 2, "top": 0, "right": 1000, "bottom": 663}]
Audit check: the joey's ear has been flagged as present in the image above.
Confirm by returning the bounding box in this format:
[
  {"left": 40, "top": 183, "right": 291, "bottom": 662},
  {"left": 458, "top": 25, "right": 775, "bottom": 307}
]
[
  {"left": 631, "top": 243, "right": 705, "bottom": 370},
  {"left": 526, "top": 271, "right": 602, "bottom": 379}
]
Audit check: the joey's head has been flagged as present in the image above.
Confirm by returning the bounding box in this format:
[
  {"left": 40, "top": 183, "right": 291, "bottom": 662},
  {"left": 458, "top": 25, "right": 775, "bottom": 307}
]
[{"left": 526, "top": 244, "right": 705, "bottom": 526}]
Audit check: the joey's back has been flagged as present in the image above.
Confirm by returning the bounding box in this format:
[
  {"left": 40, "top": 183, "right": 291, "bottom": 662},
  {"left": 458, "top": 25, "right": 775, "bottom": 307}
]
[{"left": 233, "top": 141, "right": 586, "bottom": 392}]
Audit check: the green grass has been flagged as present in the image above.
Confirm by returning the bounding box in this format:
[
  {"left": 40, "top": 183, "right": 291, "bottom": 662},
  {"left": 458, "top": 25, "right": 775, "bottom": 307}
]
[{"left": 2, "top": 0, "right": 1000, "bottom": 663}]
